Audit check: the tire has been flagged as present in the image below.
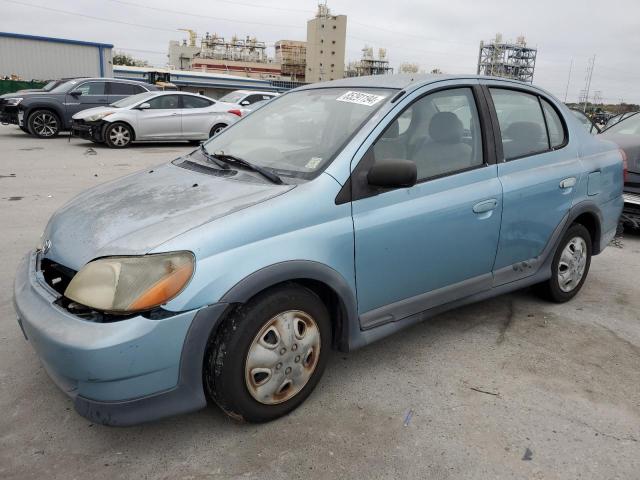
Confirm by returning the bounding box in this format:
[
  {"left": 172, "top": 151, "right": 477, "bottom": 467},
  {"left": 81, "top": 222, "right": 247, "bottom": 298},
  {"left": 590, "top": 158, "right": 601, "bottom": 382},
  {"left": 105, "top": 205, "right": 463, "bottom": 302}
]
[
  {"left": 28, "top": 110, "right": 60, "bottom": 138},
  {"left": 104, "top": 122, "right": 133, "bottom": 148},
  {"left": 209, "top": 123, "right": 227, "bottom": 138},
  {"left": 536, "top": 223, "right": 592, "bottom": 303},
  {"left": 204, "top": 284, "right": 331, "bottom": 423},
  {"left": 19, "top": 125, "right": 31, "bottom": 134}
]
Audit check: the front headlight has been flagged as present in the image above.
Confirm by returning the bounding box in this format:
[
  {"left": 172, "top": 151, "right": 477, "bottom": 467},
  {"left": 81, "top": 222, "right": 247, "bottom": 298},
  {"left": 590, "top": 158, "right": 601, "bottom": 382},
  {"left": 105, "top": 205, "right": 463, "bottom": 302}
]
[
  {"left": 5, "top": 97, "right": 23, "bottom": 106},
  {"left": 64, "top": 252, "right": 194, "bottom": 313},
  {"left": 85, "top": 111, "right": 114, "bottom": 122}
]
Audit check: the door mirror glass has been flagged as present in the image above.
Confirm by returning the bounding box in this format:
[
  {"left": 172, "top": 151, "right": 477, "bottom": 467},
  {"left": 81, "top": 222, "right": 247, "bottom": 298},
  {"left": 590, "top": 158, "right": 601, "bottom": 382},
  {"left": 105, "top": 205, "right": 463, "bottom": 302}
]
[
  {"left": 137, "top": 102, "right": 151, "bottom": 110},
  {"left": 367, "top": 159, "right": 417, "bottom": 188}
]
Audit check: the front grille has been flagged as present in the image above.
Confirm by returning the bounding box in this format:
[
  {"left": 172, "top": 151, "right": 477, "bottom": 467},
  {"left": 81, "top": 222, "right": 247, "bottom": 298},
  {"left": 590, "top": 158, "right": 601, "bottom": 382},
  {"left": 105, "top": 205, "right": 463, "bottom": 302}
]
[{"left": 40, "top": 258, "right": 76, "bottom": 296}]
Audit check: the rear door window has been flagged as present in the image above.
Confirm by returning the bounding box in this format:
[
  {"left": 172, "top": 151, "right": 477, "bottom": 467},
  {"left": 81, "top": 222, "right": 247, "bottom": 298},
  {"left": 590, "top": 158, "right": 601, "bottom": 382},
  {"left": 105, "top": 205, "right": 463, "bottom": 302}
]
[
  {"left": 109, "top": 82, "right": 143, "bottom": 95},
  {"left": 540, "top": 99, "right": 565, "bottom": 148},
  {"left": 490, "top": 88, "right": 549, "bottom": 160},
  {"left": 182, "top": 95, "right": 213, "bottom": 109}
]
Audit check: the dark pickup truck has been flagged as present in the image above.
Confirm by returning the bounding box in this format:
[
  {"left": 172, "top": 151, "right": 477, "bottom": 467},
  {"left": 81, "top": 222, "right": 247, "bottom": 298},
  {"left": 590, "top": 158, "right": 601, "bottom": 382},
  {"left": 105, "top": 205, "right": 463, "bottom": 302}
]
[{"left": 0, "top": 77, "right": 156, "bottom": 138}]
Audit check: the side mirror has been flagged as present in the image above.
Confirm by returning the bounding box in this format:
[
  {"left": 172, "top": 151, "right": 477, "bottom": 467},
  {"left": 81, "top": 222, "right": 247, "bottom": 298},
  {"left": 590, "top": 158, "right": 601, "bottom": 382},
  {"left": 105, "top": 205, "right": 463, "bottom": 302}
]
[
  {"left": 240, "top": 100, "right": 250, "bottom": 106},
  {"left": 137, "top": 102, "right": 151, "bottom": 110},
  {"left": 69, "top": 90, "right": 82, "bottom": 97},
  {"left": 367, "top": 159, "right": 417, "bottom": 189}
]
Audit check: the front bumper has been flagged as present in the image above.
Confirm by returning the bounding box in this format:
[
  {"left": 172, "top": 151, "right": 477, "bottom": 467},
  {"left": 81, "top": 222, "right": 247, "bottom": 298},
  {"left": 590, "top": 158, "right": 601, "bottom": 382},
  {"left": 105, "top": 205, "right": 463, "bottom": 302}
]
[
  {"left": 622, "top": 192, "right": 640, "bottom": 228},
  {"left": 70, "top": 119, "right": 104, "bottom": 142},
  {"left": 13, "top": 251, "right": 229, "bottom": 425}
]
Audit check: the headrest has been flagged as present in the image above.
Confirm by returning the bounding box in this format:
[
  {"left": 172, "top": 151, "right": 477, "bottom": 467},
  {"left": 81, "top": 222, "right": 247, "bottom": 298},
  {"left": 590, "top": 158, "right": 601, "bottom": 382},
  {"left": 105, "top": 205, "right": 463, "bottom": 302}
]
[
  {"left": 429, "top": 112, "right": 463, "bottom": 143},
  {"left": 504, "top": 121, "right": 543, "bottom": 144},
  {"left": 382, "top": 120, "right": 400, "bottom": 139}
]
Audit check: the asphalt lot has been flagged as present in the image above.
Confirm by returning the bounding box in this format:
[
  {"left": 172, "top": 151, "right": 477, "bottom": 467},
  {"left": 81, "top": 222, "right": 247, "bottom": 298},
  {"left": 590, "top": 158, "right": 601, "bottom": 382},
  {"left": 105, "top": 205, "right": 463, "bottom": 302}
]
[{"left": 0, "top": 124, "right": 638, "bottom": 480}]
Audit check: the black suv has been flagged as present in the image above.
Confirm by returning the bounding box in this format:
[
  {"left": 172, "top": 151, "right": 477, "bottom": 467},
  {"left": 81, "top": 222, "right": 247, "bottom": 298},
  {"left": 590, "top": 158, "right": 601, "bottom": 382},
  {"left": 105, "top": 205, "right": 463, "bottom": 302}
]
[{"left": 0, "top": 78, "right": 157, "bottom": 138}]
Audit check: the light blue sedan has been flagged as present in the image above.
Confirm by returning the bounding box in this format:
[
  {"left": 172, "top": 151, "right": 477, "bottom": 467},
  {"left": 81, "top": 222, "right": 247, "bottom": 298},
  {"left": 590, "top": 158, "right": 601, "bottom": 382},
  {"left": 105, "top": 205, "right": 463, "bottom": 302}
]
[{"left": 14, "top": 75, "right": 624, "bottom": 425}]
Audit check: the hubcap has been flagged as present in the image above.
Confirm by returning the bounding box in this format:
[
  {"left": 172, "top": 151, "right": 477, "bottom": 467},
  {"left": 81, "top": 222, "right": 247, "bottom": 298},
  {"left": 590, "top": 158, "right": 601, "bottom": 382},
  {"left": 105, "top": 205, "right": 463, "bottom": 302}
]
[
  {"left": 245, "top": 310, "right": 321, "bottom": 405},
  {"left": 557, "top": 236, "right": 587, "bottom": 292},
  {"left": 32, "top": 113, "right": 57, "bottom": 136},
  {"left": 109, "top": 125, "right": 130, "bottom": 146}
]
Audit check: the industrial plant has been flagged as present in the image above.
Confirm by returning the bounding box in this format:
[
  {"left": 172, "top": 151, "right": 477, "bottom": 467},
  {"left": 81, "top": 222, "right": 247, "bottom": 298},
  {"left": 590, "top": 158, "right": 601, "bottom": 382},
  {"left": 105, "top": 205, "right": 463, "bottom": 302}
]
[{"left": 476, "top": 33, "right": 537, "bottom": 83}]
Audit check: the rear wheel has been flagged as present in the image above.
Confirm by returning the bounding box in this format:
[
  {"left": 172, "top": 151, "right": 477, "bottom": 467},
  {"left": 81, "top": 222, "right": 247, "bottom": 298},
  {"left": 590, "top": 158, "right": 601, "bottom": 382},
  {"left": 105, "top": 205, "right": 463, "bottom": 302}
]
[
  {"left": 536, "top": 223, "right": 592, "bottom": 302},
  {"left": 204, "top": 284, "right": 331, "bottom": 422},
  {"left": 28, "top": 110, "right": 60, "bottom": 138},
  {"left": 104, "top": 122, "right": 133, "bottom": 148},
  {"left": 209, "top": 123, "right": 227, "bottom": 138}
]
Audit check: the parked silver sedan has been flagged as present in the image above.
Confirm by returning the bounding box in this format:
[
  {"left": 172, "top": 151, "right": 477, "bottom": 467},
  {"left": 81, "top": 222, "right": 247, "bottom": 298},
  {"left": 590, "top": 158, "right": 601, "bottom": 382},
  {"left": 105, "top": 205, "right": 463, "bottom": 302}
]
[{"left": 71, "top": 91, "right": 234, "bottom": 148}]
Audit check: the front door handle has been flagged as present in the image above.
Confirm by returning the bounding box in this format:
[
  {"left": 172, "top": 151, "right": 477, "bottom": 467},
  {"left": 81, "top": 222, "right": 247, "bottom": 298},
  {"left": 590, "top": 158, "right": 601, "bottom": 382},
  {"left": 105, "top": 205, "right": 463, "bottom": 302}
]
[
  {"left": 473, "top": 199, "right": 498, "bottom": 214},
  {"left": 171, "top": 112, "right": 179, "bottom": 116},
  {"left": 560, "top": 177, "right": 577, "bottom": 189}
]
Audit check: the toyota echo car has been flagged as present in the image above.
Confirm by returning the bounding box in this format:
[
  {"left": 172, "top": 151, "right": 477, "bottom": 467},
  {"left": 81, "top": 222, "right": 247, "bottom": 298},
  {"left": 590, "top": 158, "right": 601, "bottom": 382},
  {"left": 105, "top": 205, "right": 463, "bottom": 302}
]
[{"left": 14, "top": 75, "right": 623, "bottom": 426}]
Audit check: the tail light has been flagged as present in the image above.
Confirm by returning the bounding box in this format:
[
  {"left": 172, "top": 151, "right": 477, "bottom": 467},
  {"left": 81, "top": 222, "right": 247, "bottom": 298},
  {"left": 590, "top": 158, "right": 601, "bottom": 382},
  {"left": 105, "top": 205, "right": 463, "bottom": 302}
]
[
  {"left": 620, "top": 148, "right": 628, "bottom": 183},
  {"left": 228, "top": 109, "right": 242, "bottom": 117}
]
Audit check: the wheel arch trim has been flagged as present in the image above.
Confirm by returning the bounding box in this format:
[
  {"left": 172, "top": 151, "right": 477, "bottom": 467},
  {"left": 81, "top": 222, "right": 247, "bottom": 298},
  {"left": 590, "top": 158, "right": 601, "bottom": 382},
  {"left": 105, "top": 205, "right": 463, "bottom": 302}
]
[{"left": 220, "top": 260, "right": 358, "bottom": 352}]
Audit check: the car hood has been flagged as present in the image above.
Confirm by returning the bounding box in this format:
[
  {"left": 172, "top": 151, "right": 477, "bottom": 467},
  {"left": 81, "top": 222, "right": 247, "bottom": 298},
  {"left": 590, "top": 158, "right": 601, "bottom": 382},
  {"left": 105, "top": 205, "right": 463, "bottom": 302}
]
[
  {"left": 602, "top": 133, "right": 640, "bottom": 173},
  {"left": 72, "top": 106, "right": 118, "bottom": 120},
  {"left": 42, "top": 161, "right": 294, "bottom": 270}
]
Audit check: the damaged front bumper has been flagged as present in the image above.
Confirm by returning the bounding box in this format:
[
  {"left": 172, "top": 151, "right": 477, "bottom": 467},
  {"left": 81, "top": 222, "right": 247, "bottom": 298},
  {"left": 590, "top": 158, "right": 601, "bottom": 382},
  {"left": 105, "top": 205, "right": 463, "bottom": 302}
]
[
  {"left": 13, "top": 250, "right": 228, "bottom": 426},
  {"left": 70, "top": 119, "right": 105, "bottom": 142}
]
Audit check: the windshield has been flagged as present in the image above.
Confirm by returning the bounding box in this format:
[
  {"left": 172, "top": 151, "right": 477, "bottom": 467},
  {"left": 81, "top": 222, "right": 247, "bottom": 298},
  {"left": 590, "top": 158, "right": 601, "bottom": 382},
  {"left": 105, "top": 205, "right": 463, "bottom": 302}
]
[
  {"left": 50, "top": 79, "right": 83, "bottom": 93},
  {"left": 604, "top": 112, "right": 640, "bottom": 135},
  {"left": 203, "top": 88, "right": 393, "bottom": 179},
  {"left": 42, "top": 80, "right": 58, "bottom": 91},
  {"left": 111, "top": 91, "right": 156, "bottom": 108},
  {"left": 218, "top": 91, "right": 246, "bottom": 103}
]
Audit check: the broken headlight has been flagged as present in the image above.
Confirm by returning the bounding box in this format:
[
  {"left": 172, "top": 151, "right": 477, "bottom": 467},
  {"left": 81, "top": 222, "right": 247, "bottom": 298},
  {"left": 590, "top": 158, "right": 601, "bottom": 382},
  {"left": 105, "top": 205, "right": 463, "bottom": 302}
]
[
  {"left": 64, "top": 252, "right": 194, "bottom": 313},
  {"left": 85, "top": 111, "right": 115, "bottom": 122}
]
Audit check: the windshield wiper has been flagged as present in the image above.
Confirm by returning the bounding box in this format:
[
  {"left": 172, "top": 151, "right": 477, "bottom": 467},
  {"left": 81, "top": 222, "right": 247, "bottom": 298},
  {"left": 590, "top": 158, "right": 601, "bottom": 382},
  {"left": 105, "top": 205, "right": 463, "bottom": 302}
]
[
  {"left": 211, "top": 151, "right": 284, "bottom": 184},
  {"left": 198, "top": 144, "right": 231, "bottom": 170}
]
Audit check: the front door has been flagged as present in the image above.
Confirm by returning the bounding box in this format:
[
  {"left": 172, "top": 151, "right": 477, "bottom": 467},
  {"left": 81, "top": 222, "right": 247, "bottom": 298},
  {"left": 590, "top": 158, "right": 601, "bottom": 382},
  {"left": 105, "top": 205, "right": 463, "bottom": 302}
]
[
  {"left": 351, "top": 85, "right": 503, "bottom": 328},
  {"left": 485, "top": 85, "right": 582, "bottom": 284},
  {"left": 64, "top": 80, "right": 109, "bottom": 122},
  {"left": 135, "top": 94, "right": 182, "bottom": 140}
]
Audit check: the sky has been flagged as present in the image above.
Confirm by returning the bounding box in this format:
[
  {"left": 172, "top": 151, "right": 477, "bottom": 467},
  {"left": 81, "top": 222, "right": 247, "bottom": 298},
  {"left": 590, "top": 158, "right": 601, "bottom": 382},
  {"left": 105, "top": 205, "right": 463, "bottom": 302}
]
[{"left": 2, "top": 0, "right": 639, "bottom": 104}]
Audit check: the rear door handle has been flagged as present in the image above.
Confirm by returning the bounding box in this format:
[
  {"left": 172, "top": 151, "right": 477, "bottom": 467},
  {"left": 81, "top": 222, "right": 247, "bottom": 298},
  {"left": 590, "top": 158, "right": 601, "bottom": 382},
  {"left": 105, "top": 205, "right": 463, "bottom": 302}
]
[
  {"left": 473, "top": 199, "right": 498, "bottom": 214},
  {"left": 560, "top": 177, "right": 577, "bottom": 189}
]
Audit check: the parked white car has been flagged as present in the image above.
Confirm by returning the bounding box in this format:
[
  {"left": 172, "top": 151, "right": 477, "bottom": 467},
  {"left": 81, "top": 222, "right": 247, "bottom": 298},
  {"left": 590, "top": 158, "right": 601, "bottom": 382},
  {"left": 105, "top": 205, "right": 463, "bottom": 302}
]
[
  {"left": 71, "top": 91, "right": 235, "bottom": 148},
  {"left": 217, "top": 90, "right": 279, "bottom": 108}
]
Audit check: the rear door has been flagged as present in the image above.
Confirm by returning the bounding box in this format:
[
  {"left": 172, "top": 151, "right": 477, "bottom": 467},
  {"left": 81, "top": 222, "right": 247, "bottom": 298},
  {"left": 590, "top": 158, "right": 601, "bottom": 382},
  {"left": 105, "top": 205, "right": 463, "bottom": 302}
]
[
  {"left": 485, "top": 84, "right": 582, "bottom": 284},
  {"left": 180, "top": 95, "right": 215, "bottom": 139},
  {"left": 135, "top": 94, "right": 182, "bottom": 139},
  {"left": 351, "top": 82, "right": 503, "bottom": 328},
  {"left": 64, "top": 80, "right": 109, "bottom": 117}
]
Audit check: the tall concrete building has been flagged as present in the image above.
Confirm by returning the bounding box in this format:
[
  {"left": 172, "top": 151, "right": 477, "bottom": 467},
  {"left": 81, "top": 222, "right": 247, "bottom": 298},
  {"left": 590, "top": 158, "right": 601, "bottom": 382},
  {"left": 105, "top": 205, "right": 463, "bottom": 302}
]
[{"left": 305, "top": 3, "right": 346, "bottom": 82}]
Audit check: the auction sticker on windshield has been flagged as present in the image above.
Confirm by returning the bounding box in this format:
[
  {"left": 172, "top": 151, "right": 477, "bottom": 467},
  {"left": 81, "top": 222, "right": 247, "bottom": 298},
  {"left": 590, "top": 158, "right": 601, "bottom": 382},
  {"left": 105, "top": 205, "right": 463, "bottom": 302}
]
[{"left": 336, "top": 91, "right": 386, "bottom": 107}]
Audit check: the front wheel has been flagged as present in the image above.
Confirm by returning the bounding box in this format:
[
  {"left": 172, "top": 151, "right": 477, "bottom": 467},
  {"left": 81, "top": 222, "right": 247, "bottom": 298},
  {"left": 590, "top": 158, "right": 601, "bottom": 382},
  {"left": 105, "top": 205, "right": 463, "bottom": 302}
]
[
  {"left": 204, "top": 284, "right": 331, "bottom": 422},
  {"left": 536, "top": 223, "right": 592, "bottom": 303},
  {"left": 104, "top": 122, "right": 133, "bottom": 148},
  {"left": 28, "top": 110, "right": 60, "bottom": 138}
]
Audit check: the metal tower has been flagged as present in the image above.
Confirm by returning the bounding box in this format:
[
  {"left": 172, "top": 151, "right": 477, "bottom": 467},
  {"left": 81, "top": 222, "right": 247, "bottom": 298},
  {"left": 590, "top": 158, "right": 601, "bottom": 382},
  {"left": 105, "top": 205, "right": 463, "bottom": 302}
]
[{"left": 477, "top": 34, "right": 537, "bottom": 83}]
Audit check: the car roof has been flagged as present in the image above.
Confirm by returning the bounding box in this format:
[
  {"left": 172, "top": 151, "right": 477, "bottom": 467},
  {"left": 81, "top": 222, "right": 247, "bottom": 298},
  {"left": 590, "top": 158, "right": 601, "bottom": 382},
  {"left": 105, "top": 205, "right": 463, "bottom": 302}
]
[
  {"left": 70, "top": 77, "right": 153, "bottom": 86},
  {"left": 297, "top": 74, "right": 551, "bottom": 96}
]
